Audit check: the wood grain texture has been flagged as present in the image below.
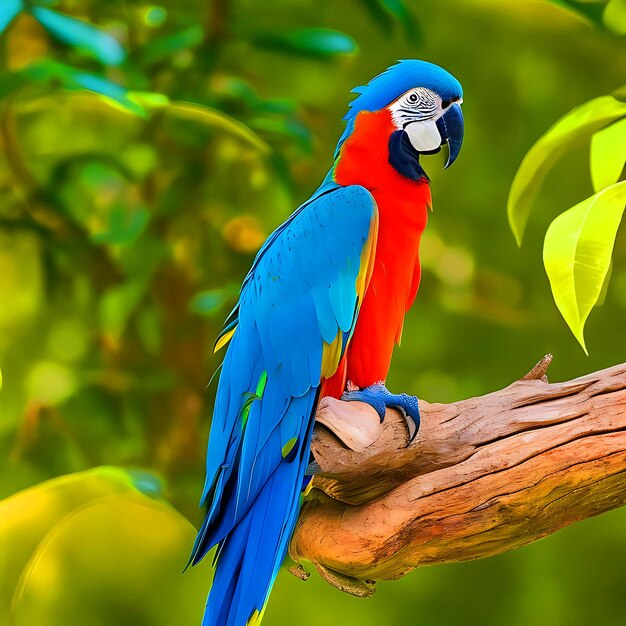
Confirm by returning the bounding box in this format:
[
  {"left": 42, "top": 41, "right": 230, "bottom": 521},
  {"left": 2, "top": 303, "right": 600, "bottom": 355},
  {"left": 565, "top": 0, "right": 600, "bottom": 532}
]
[{"left": 289, "top": 358, "right": 626, "bottom": 594}]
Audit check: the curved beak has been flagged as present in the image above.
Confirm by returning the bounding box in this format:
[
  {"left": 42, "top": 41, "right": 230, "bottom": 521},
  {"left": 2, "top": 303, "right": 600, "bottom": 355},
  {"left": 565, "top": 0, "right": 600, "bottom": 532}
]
[{"left": 436, "top": 102, "right": 464, "bottom": 168}]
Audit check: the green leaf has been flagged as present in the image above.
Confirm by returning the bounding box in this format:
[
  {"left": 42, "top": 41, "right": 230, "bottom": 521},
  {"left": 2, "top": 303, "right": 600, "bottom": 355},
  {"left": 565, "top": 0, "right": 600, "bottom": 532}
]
[
  {"left": 31, "top": 7, "right": 126, "bottom": 65},
  {"left": 253, "top": 28, "right": 358, "bottom": 58},
  {"left": 166, "top": 101, "right": 270, "bottom": 154},
  {"left": 91, "top": 205, "right": 150, "bottom": 245},
  {"left": 211, "top": 76, "right": 296, "bottom": 115},
  {"left": 590, "top": 117, "right": 626, "bottom": 192},
  {"left": 543, "top": 180, "right": 626, "bottom": 353},
  {"left": 190, "top": 284, "right": 239, "bottom": 316},
  {"left": 91, "top": 93, "right": 268, "bottom": 153},
  {"left": 546, "top": 0, "right": 607, "bottom": 29},
  {"left": 380, "top": 0, "right": 419, "bottom": 37},
  {"left": 604, "top": 0, "right": 626, "bottom": 34},
  {"left": 20, "top": 60, "right": 145, "bottom": 116},
  {"left": 508, "top": 95, "right": 626, "bottom": 246},
  {"left": 0, "top": 0, "right": 23, "bottom": 34},
  {"left": 140, "top": 25, "right": 203, "bottom": 65},
  {"left": 72, "top": 73, "right": 145, "bottom": 115},
  {"left": 249, "top": 116, "right": 313, "bottom": 152},
  {"left": 358, "top": 0, "right": 419, "bottom": 38},
  {"left": 14, "top": 64, "right": 266, "bottom": 147}
]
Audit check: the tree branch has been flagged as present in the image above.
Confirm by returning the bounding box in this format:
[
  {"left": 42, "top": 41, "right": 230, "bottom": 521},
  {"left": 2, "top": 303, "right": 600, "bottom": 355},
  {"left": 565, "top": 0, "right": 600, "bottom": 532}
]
[{"left": 289, "top": 357, "right": 626, "bottom": 595}]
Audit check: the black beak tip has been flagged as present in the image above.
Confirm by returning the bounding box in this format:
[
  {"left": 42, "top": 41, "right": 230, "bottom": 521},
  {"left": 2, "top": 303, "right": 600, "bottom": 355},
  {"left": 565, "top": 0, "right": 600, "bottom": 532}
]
[
  {"left": 443, "top": 137, "right": 463, "bottom": 169},
  {"left": 437, "top": 102, "right": 464, "bottom": 169}
]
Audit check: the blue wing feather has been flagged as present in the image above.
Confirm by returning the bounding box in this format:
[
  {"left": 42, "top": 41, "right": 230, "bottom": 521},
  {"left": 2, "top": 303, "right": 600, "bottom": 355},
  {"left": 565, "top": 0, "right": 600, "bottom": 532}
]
[{"left": 192, "top": 183, "right": 378, "bottom": 626}]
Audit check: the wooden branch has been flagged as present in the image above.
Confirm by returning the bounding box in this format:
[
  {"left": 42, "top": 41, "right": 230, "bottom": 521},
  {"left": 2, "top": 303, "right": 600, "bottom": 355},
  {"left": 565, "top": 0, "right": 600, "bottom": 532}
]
[{"left": 289, "top": 357, "right": 626, "bottom": 595}]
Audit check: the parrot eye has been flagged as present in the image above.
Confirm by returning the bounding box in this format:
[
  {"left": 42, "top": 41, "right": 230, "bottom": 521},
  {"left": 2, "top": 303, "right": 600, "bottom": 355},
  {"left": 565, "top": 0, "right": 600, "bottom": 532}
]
[{"left": 389, "top": 87, "right": 442, "bottom": 129}]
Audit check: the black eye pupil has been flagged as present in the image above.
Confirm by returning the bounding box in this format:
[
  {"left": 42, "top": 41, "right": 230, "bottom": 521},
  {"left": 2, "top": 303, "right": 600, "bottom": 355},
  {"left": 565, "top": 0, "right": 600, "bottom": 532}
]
[{"left": 408, "top": 93, "right": 418, "bottom": 103}]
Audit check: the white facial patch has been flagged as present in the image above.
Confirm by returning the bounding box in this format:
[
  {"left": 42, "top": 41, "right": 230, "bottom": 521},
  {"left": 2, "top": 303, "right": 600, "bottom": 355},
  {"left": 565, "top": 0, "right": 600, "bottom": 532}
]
[
  {"left": 388, "top": 87, "right": 448, "bottom": 152},
  {"left": 405, "top": 120, "right": 441, "bottom": 152}
]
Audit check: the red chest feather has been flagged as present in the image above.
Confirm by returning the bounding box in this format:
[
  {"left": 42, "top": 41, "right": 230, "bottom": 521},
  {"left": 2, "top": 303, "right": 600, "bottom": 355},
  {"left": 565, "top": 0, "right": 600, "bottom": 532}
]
[{"left": 328, "top": 109, "right": 431, "bottom": 392}]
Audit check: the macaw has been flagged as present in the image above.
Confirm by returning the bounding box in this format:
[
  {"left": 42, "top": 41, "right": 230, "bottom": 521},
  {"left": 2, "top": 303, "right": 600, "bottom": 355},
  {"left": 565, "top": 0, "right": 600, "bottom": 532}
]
[{"left": 189, "top": 59, "right": 464, "bottom": 626}]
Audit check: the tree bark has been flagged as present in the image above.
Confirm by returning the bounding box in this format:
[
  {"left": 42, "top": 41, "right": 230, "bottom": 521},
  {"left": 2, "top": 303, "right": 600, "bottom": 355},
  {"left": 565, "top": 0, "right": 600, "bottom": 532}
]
[{"left": 288, "top": 357, "right": 626, "bottom": 596}]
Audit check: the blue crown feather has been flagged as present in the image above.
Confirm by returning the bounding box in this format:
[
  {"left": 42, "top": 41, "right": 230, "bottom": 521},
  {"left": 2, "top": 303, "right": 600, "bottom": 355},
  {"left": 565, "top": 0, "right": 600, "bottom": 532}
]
[
  {"left": 344, "top": 59, "right": 463, "bottom": 123},
  {"left": 333, "top": 60, "right": 463, "bottom": 157}
]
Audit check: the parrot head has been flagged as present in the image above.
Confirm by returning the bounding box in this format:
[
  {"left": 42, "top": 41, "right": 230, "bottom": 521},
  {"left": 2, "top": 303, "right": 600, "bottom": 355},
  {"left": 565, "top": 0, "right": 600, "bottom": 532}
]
[{"left": 340, "top": 59, "right": 464, "bottom": 180}]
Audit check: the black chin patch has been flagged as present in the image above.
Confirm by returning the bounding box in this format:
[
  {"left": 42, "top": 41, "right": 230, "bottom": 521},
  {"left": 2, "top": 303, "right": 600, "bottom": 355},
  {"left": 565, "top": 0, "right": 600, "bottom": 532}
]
[{"left": 388, "top": 130, "right": 429, "bottom": 182}]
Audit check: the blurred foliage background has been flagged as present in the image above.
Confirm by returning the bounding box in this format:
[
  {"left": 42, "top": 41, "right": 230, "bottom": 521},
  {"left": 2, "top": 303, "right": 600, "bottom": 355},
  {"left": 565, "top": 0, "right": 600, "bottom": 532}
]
[{"left": 1, "top": 0, "right": 626, "bottom": 625}]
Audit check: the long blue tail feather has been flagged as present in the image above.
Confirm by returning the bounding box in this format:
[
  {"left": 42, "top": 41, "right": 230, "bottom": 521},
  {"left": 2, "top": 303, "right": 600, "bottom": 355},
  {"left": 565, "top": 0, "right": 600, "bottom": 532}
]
[{"left": 200, "top": 391, "right": 317, "bottom": 626}]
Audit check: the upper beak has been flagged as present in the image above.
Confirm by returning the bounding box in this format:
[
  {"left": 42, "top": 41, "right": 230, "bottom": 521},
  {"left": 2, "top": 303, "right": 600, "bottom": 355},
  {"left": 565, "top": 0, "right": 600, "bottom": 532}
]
[{"left": 436, "top": 102, "right": 464, "bottom": 168}]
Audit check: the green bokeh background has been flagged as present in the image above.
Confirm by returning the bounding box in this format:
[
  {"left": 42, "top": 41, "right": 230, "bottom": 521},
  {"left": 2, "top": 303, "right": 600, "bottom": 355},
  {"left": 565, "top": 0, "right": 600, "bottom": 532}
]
[{"left": 1, "top": 0, "right": 625, "bottom": 624}]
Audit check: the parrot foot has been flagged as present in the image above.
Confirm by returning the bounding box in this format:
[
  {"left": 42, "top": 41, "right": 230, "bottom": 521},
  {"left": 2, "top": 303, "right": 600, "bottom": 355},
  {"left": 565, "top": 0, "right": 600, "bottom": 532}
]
[{"left": 341, "top": 382, "right": 420, "bottom": 444}]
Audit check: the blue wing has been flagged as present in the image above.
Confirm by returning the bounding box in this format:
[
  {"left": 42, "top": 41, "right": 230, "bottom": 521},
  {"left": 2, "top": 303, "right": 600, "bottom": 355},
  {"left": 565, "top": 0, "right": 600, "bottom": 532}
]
[{"left": 191, "top": 184, "right": 378, "bottom": 626}]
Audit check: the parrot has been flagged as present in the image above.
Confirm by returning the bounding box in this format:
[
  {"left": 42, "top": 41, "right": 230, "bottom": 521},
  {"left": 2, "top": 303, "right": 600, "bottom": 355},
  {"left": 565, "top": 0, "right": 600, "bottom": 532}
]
[{"left": 189, "top": 59, "right": 464, "bottom": 626}]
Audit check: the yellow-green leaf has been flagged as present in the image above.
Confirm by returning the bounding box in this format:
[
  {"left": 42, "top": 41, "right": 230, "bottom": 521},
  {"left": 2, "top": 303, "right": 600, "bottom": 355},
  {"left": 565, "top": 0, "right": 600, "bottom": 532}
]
[
  {"left": 10, "top": 492, "right": 210, "bottom": 626},
  {"left": 508, "top": 96, "right": 626, "bottom": 246},
  {"left": 167, "top": 101, "right": 270, "bottom": 154},
  {"left": 590, "top": 117, "right": 626, "bottom": 192},
  {"left": 127, "top": 90, "right": 171, "bottom": 110},
  {"left": 543, "top": 180, "right": 626, "bottom": 353},
  {"left": 0, "top": 467, "right": 164, "bottom": 625},
  {"left": 604, "top": 0, "right": 626, "bottom": 34},
  {"left": 596, "top": 259, "right": 613, "bottom": 308}
]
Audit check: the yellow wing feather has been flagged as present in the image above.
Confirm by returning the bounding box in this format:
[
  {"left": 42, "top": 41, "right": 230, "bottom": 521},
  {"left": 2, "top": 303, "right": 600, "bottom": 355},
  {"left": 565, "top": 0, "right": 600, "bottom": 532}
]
[
  {"left": 214, "top": 326, "right": 236, "bottom": 353},
  {"left": 320, "top": 206, "right": 378, "bottom": 379}
]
